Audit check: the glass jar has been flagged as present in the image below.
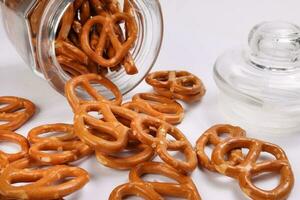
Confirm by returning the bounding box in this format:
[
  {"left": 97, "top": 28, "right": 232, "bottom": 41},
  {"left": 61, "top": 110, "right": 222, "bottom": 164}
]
[
  {"left": 214, "top": 21, "right": 300, "bottom": 135},
  {"left": 0, "top": 0, "right": 163, "bottom": 97}
]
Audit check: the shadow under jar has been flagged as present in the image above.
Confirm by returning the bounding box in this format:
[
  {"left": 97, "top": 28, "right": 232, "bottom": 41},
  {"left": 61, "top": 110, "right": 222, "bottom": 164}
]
[{"left": 0, "top": 0, "right": 163, "bottom": 97}]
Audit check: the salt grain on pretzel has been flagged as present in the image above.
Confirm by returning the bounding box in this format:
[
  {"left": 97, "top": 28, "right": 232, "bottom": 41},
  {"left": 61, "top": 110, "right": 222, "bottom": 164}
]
[
  {"left": 0, "top": 96, "right": 35, "bottom": 131},
  {"left": 196, "top": 124, "right": 246, "bottom": 172},
  {"left": 0, "top": 157, "right": 89, "bottom": 200},
  {"left": 131, "top": 115, "right": 197, "bottom": 173},
  {"left": 65, "top": 73, "right": 122, "bottom": 111},
  {"left": 212, "top": 137, "right": 294, "bottom": 200},
  {"left": 0, "top": 130, "right": 29, "bottom": 163},
  {"left": 123, "top": 93, "right": 184, "bottom": 125}
]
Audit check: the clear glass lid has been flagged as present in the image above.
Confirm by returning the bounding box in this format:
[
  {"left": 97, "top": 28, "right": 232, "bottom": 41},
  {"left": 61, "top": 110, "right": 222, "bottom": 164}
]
[{"left": 214, "top": 21, "right": 300, "bottom": 135}]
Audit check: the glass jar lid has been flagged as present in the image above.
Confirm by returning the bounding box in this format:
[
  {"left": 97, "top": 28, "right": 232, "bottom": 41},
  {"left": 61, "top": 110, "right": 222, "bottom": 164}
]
[{"left": 214, "top": 21, "right": 300, "bottom": 135}]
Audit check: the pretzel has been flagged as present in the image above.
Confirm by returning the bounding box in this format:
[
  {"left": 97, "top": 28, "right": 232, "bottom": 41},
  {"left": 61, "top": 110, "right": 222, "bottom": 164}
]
[
  {"left": 196, "top": 124, "right": 246, "bottom": 172},
  {"left": 212, "top": 137, "right": 294, "bottom": 200},
  {"left": 80, "top": 11, "right": 138, "bottom": 68},
  {"left": 146, "top": 71, "right": 206, "bottom": 103},
  {"left": 154, "top": 87, "right": 206, "bottom": 103},
  {"left": 28, "top": 124, "right": 93, "bottom": 165},
  {"left": 29, "top": 140, "right": 93, "bottom": 165},
  {"left": 0, "top": 130, "right": 29, "bottom": 163},
  {"left": 96, "top": 142, "right": 155, "bottom": 170},
  {"left": 57, "top": 4, "right": 75, "bottom": 41},
  {"left": 55, "top": 40, "right": 89, "bottom": 66},
  {"left": 74, "top": 102, "right": 129, "bottom": 153},
  {"left": 122, "top": 93, "right": 184, "bottom": 125},
  {"left": 57, "top": 55, "right": 90, "bottom": 77},
  {"left": 109, "top": 182, "right": 163, "bottom": 200},
  {"left": 79, "top": 0, "right": 91, "bottom": 24},
  {"left": 65, "top": 73, "right": 122, "bottom": 111},
  {"left": 0, "top": 96, "right": 35, "bottom": 131},
  {"left": 131, "top": 115, "right": 197, "bottom": 173},
  {"left": 0, "top": 158, "right": 89, "bottom": 200},
  {"left": 129, "top": 162, "right": 202, "bottom": 199},
  {"left": 27, "top": 123, "right": 77, "bottom": 143}
]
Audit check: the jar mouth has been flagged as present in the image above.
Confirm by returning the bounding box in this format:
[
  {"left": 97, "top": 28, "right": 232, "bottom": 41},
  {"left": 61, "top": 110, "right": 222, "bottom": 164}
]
[{"left": 36, "top": 0, "right": 163, "bottom": 98}]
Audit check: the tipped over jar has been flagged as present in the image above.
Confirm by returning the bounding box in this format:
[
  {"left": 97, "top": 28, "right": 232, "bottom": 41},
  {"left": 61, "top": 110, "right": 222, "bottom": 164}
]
[{"left": 0, "top": 0, "right": 163, "bottom": 95}]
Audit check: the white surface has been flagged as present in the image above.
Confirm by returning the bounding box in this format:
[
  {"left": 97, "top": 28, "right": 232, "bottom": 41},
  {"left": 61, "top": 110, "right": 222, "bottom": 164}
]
[{"left": 1, "top": 0, "right": 300, "bottom": 199}]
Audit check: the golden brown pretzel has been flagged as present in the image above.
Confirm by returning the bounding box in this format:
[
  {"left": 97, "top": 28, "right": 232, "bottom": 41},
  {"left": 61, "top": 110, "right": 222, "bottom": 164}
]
[
  {"left": 55, "top": 40, "right": 89, "bottom": 66},
  {"left": 74, "top": 102, "right": 129, "bottom": 153},
  {"left": 65, "top": 73, "right": 122, "bottom": 111},
  {"left": 212, "top": 137, "right": 294, "bottom": 200},
  {"left": 27, "top": 123, "right": 77, "bottom": 143},
  {"left": 80, "top": 0, "right": 91, "bottom": 24},
  {"left": 28, "top": 124, "right": 93, "bottom": 165},
  {"left": 29, "top": 140, "right": 93, "bottom": 165},
  {"left": 154, "top": 87, "right": 206, "bottom": 103},
  {"left": 57, "top": 55, "right": 90, "bottom": 77},
  {"left": 0, "top": 96, "right": 24, "bottom": 113},
  {"left": 96, "top": 142, "right": 155, "bottom": 170},
  {"left": 91, "top": 104, "right": 154, "bottom": 169},
  {"left": 131, "top": 115, "right": 197, "bottom": 173},
  {"left": 146, "top": 71, "right": 206, "bottom": 103},
  {"left": 122, "top": 93, "right": 184, "bottom": 125},
  {"left": 0, "top": 158, "right": 89, "bottom": 200},
  {"left": 57, "top": 4, "right": 75, "bottom": 41},
  {"left": 195, "top": 124, "right": 246, "bottom": 172},
  {"left": 129, "top": 162, "right": 202, "bottom": 200},
  {"left": 0, "top": 96, "right": 35, "bottom": 131},
  {"left": 0, "top": 130, "right": 29, "bottom": 163},
  {"left": 109, "top": 182, "right": 163, "bottom": 200},
  {"left": 80, "top": 12, "right": 137, "bottom": 68}
]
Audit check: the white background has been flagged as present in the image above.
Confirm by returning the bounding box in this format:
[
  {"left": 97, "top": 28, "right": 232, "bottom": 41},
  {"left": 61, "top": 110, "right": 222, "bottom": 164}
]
[{"left": 1, "top": 0, "right": 300, "bottom": 199}]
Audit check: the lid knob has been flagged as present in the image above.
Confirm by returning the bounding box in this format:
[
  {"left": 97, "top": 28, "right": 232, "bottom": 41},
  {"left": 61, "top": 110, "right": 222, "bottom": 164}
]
[{"left": 249, "top": 21, "right": 300, "bottom": 70}]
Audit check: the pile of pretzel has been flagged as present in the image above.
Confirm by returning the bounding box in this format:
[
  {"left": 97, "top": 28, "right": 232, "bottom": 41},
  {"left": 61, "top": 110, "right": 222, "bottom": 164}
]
[
  {"left": 29, "top": 0, "right": 138, "bottom": 77},
  {"left": 0, "top": 97, "right": 91, "bottom": 200},
  {"left": 0, "top": 70, "right": 295, "bottom": 199},
  {"left": 62, "top": 71, "right": 205, "bottom": 199}
]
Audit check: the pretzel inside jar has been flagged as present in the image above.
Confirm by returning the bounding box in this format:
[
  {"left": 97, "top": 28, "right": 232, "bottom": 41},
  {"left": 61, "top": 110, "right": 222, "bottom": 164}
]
[{"left": 52, "top": 0, "right": 139, "bottom": 77}]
